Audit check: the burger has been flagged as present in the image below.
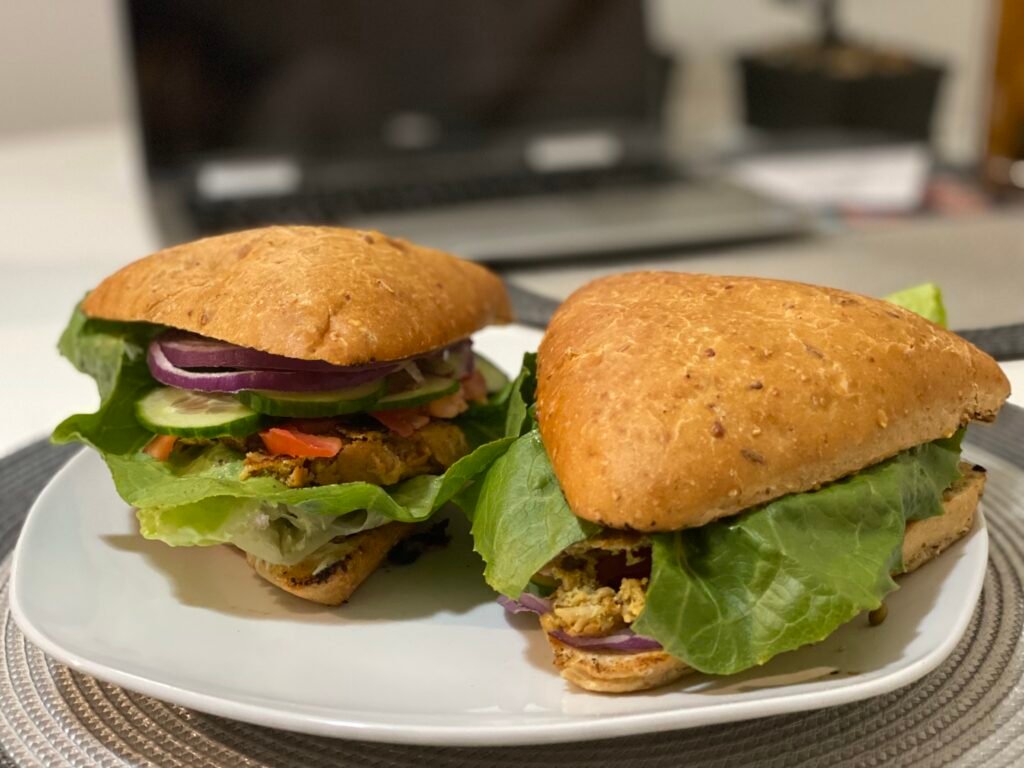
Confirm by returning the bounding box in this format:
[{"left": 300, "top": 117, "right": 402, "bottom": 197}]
[
  {"left": 464, "top": 273, "right": 1010, "bottom": 692},
  {"left": 54, "top": 225, "right": 514, "bottom": 605}
]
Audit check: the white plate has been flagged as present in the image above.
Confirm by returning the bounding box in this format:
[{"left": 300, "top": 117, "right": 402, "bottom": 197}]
[{"left": 10, "top": 323, "right": 991, "bottom": 746}]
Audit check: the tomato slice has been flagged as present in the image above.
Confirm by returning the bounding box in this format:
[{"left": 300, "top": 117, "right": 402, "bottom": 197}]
[
  {"left": 143, "top": 434, "right": 177, "bottom": 461},
  {"left": 260, "top": 427, "right": 342, "bottom": 458},
  {"left": 370, "top": 408, "right": 430, "bottom": 438}
]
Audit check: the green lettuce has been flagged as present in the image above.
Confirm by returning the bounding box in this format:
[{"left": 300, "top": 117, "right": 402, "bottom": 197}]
[
  {"left": 470, "top": 427, "right": 961, "bottom": 673},
  {"left": 52, "top": 305, "right": 522, "bottom": 565},
  {"left": 632, "top": 433, "right": 961, "bottom": 674},
  {"left": 884, "top": 283, "right": 947, "bottom": 327},
  {"left": 53, "top": 311, "right": 161, "bottom": 455},
  {"left": 138, "top": 497, "right": 395, "bottom": 566},
  {"left": 462, "top": 284, "right": 966, "bottom": 675},
  {"left": 471, "top": 429, "right": 599, "bottom": 595}
]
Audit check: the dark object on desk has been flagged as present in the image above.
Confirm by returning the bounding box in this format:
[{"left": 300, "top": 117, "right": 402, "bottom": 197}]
[
  {"left": 956, "top": 323, "right": 1024, "bottom": 362},
  {"left": 507, "top": 283, "right": 1024, "bottom": 361},
  {"left": 505, "top": 283, "right": 561, "bottom": 328},
  {"left": 126, "top": 0, "right": 806, "bottom": 262},
  {"left": 983, "top": 0, "right": 1024, "bottom": 199},
  {"left": 739, "top": 0, "right": 944, "bottom": 140}
]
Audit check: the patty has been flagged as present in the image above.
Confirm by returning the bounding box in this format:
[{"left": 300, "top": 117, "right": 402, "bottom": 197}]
[
  {"left": 539, "top": 531, "right": 652, "bottom": 638},
  {"left": 241, "top": 420, "right": 469, "bottom": 488}
]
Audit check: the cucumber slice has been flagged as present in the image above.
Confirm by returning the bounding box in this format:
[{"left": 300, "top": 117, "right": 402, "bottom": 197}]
[
  {"left": 474, "top": 353, "right": 510, "bottom": 393},
  {"left": 236, "top": 379, "right": 386, "bottom": 417},
  {"left": 373, "top": 376, "right": 459, "bottom": 410},
  {"left": 136, "top": 387, "right": 262, "bottom": 437}
]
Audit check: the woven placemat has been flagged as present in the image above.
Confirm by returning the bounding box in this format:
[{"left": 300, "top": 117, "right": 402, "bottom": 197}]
[{"left": 0, "top": 407, "right": 1022, "bottom": 767}]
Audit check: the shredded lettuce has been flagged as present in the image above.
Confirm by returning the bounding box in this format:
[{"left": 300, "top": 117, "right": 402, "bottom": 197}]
[{"left": 52, "top": 305, "right": 524, "bottom": 565}]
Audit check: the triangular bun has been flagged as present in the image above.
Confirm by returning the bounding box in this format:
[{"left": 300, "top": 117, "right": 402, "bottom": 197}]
[
  {"left": 83, "top": 226, "right": 512, "bottom": 365},
  {"left": 537, "top": 272, "right": 1008, "bottom": 530}
]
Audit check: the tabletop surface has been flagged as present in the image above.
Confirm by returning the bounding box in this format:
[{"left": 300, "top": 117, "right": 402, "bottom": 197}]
[{"left": 0, "top": 124, "right": 1021, "bottom": 457}]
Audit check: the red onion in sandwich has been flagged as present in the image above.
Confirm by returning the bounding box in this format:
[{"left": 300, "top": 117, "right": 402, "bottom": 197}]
[
  {"left": 549, "top": 629, "right": 663, "bottom": 653},
  {"left": 147, "top": 332, "right": 475, "bottom": 393},
  {"left": 497, "top": 593, "right": 551, "bottom": 615},
  {"left": 157, "top": 331, "right": 396, "bottom": 373},
  {"left": 147, "top": 342, "right": 396, "bottom": 392}
]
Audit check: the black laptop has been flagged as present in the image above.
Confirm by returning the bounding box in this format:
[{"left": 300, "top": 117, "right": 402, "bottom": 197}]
[{"left": 126, "top": 0, "right": 805, "bottom": 262}]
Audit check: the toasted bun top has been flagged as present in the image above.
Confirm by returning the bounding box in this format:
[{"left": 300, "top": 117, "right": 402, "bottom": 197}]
[
  {"left": 82, "top": 226, "right": 513, "bottom": 364},
  {"left": 537, "top": 272, "right": 1009, "bottom": 531}
]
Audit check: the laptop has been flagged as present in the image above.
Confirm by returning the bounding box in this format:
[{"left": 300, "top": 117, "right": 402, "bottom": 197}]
[{"left": 126, "top": 0, "right": 807, "bottom": 262}]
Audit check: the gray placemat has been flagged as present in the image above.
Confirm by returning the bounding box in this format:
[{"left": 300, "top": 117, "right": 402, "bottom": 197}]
[{"left": 0, "top": 407, "right": 1022, "bottom": 767}]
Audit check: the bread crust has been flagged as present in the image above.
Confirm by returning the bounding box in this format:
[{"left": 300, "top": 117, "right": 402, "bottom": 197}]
[
  {"left": 545, "top": 465, "right": 985, "bottom": 692},
  {"left": 546, "top": 636, "right": 688, "bottom": 694},
  {"left": 246, "top": 522, "right": 415, "bottom": 605},
  {"left": 537, "top": 272, "right": 1008, "bottom": 530},
  {"left": 82, "top": 226, "right": 512, "bottom": 365},
  {"left": 902, "top": 463, "right": 984, "bottom": 574}
]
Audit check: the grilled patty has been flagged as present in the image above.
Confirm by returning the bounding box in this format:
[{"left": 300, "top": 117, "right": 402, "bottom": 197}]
[
  {"left": 241, "top": 421, "right": 469, "bottom": 488},
  {"left": 539, "top": 531, "right": 652, "bottom": 638}
]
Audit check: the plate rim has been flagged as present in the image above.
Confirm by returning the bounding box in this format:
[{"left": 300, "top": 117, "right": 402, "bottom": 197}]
[{"left": 9, "top": 446, "right": 991, "bottom": 747}]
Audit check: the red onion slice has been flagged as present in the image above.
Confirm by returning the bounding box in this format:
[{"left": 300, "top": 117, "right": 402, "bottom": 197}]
[
  {"left": 499, "top": 595, "right": 661, "bottom": 652},
  {"left": 147, "top": 343, "right": 396, "bottom": 392},
  {"left": 549, "top": 629, "right": 663, "bottom": 653},
  {"left": 497, "top": 593, "right": 551, "bottom": 615},
  {"left": 158, "top": 331, "right": 473, "bottom": 375},
  {"left": 157, "top": 331, "right": 399, "bottom": 373}
]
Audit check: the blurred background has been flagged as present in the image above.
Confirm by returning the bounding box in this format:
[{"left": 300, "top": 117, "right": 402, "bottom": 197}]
[{"left": 1, "top": 0, "right": 1023, "bottom": 453}]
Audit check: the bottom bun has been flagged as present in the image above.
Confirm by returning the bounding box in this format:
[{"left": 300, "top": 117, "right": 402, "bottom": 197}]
[
  {"left": 546, "top": 638, "right": 690, "bottom": 694},
  {"left": 246, "top": 521, "right": 415, "bottom": 606},
  {"left": 546, "top": 463, "right": 986, "bottom": 693}
]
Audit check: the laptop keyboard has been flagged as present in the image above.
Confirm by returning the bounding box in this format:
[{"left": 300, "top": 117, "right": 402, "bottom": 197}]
[{"left": 188, "top": 164, "right": 677, "bottom": 234}]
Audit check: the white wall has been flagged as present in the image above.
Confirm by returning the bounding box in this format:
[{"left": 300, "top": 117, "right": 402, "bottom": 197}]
[
  {"left": 0, "top": 0, "right": 995, "bottom": 164},
  {"left": 0, "top": 0, "right": 128, "bottom": 137}
]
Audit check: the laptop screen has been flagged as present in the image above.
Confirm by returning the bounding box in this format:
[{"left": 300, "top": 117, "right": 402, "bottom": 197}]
[{"left": 127, "top": 0, "right": 659, "bottom": 172}]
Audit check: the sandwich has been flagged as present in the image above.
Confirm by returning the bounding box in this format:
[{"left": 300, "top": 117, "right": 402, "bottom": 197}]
[
  {"left": 53, "top": 225, "right": 515, "bottom": 605},
  {"left": 462, "top": 273, "right": 1010, "bottom": 692}
]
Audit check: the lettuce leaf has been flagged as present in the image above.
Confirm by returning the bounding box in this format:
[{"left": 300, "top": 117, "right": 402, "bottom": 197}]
[
  {"left": 471, "top": 429, "right": 599, "bottom": 596},
  {"left": 454, "top": 353, "right": 589, "bottom": 595},
  {"left": 53, "top": 309, "right": 162, "bottom": 455},
  {"left": 884, "top": 283, "right": 948, "bottom": 327},
  {"left": 137, "top": 498, "right": 396, "bottom": 566},
  {"left": 632, "top": 432, "right": 962, "bottom": 674},
  {"left": 469, "top": 424, "right": 963, "bottom": 674},
  {"left": 124, "top": 437, "right": 516, "bottom": 564},
  {"left": 52, "top": 305, "right": 523, "bottom": 565}
]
